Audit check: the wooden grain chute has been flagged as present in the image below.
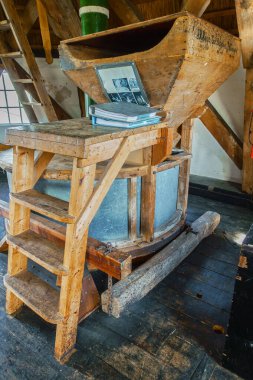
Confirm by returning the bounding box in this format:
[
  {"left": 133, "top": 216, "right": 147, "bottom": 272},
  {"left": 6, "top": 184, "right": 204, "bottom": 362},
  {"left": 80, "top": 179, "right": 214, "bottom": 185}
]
[{"left": 59, "top": 13, "right": 240, "bottom": 128}]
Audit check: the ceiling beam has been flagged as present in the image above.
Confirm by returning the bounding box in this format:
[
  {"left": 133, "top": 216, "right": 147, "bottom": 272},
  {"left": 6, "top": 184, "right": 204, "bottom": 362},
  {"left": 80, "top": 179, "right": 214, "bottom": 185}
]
[
  {"left": 21, "top": 0, "right": 38, "bottom": 35},
  {"left": 200, "top": 101, "right": 243, "bottom": 170},
  {"left": 181, "top": 0, "right": 211, "bottom": 17},
  {"left": 40, "top": 0, "right": 81, "bottom": 40},
  {"left": 109, "top": 0, "right": 143, "bottom": 25}
]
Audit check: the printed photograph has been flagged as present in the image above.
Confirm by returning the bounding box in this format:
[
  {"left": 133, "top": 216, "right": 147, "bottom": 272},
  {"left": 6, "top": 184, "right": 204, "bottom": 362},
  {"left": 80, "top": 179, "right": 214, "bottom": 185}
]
[
  {"left": 128, "top": 78, "right": 139, "bottom": 90},
  {"left": 112, "top": 78, "right": 131, "bottom": 93},
  {"left": 119, "top": 92, "right": 137, "bottom": 103},
  {"left": 133, "top": 92, "right": 148, "bottom": 106},
  {"left": 108, "top": 93, "right": 121, "bottom": 102}
]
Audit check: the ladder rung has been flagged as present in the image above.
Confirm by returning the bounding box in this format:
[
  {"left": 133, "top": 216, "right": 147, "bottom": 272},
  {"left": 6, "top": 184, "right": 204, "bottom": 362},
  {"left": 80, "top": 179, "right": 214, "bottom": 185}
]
[
  {"left": 0, "top": 51, "right": 23, "bottom": 58},
  {"left": 10, "top": 189, "right": 74, "bottom": 224},
  {"left": 7, "top": 230, "right": 67, "bottom": 276},
  {"left": 22, "top": 101, "right": 42, "bottom": 106},
  {"left": 4, "top": 271, "right": 62, "bottom": 324},
  {"left": 0, "top": 20, "right": 11, "bottom": 31},
  {"left": 13, "top": 78, "right": 34, "bottom": 84}
]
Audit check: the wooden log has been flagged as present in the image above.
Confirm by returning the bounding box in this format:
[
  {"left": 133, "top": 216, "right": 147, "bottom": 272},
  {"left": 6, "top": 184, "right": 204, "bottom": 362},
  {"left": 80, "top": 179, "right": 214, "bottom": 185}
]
[{"left": 101, "top": 211, "right": 220, "bottom": 318}]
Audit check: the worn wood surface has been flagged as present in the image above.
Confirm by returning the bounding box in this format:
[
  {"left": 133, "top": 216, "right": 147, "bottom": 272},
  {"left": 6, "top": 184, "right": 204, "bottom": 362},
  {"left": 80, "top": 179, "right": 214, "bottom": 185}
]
[
  {"left": 0, "top": 169, "right": 248, "bottom": 378},
  {"left": 10, "top": 189, "right": 75, "bottom": 224},
  {"left": 235, "top": 0, "right": 253, "bottom": 194},
  {"left": 182, "top": 0, "right": 211, "bottom": 17},
  {"left": 60, "top": 13, "right": 240, "bottom": 128},
  {"left": 5, "top": 119, "right": 166, "bottom": 159},
  {"left": 200, "top": 100, "right": 243, "bottom": 170},
  {"left": 102, "top": 211, "right": 220, "bottom": 318}
]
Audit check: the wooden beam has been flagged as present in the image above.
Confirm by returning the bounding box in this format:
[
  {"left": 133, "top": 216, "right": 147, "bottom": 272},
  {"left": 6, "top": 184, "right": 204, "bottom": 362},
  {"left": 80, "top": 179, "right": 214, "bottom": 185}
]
[
  {"left": 36, "top": 0, "right": 53, "bottom": 64},
  {"left": 200, "top": 100, "right": 243, "bottom": 170},
  {"left": 21, "top": 0, "right": 38, "bottom": 35},
  {"left": 109, "top": 0, "right": 143, "bottom": 24},
  {"left": 181, "top": 0, "right": 211, "bottom": 17},
  {"left": 75, "top": 137, "right": 132, "bottom": 238},
  {"left": 40, "top": 0, "right": 81, "bottom": 40},
  {"left": 235, "top": 0, "right": 253, "bottom": 194},
  {"left": 101, "top": 211, "right": 220, "bottom": 318},
  {"left": 177, "top": 119, "right": 193, "bottom": 218},
  {"left": 235, "top": 0, "right": 253, "bottom": 69}
]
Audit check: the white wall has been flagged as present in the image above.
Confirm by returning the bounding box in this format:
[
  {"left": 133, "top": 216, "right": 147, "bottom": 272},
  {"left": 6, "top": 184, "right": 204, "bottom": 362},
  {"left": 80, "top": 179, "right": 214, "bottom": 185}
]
[{"left": 191, "top": 62, "right": 245, "bottom": 183}]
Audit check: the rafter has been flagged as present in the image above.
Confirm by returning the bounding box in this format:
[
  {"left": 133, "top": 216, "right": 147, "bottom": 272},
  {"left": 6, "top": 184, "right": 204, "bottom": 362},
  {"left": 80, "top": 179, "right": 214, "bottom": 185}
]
[
  {"left": 200, "top": 101, "right": 243, "bottom": 170},
  {"left": 181, "top": 0, "right": 211, "bottom": 17},
  {"left": 109, "top": 0, "right": 143, "bottom": 25},
  {"left": 40, "top": 0, "right": 81, "bottom": 40}
]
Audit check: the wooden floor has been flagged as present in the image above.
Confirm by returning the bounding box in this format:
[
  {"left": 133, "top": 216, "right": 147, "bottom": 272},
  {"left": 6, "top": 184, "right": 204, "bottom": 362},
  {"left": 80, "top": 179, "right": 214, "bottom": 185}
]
[{"left": 0, "top": 172, "right": 251, "bottom": 379}]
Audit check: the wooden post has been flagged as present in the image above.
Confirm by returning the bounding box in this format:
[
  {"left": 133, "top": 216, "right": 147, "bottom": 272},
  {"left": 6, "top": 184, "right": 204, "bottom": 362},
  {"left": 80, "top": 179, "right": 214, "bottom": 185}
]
[
  {"left": 55, "top": 161, "right": 96, "bottom": 362},
  {"left": 6, "top": 147, "right": 34, "bottom": 314},
  {"left": 128, "top": 177, "right": 137, "bottom": 241},
  {"left": 235, "top": 0, "right": 253, "bottom": 194},
  {"left": 177, "top": 119, "right": 193, "bottom": 218},
  {"left": 141, "top": 147, "right": 156, "bottom": 242}
]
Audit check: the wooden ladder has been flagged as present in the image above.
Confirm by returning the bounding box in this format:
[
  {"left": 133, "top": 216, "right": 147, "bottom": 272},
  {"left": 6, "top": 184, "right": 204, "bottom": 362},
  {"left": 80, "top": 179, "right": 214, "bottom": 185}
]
[
  {"left": 0, "top": 0, "right": 58, "bottom": 123},
  {"left": 4, "top": 148, "right": 98, "bottom": 363}
]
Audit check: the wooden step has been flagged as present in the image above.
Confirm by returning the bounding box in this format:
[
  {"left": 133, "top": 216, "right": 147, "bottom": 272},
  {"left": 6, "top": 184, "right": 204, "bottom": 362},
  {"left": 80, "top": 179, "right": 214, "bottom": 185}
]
[
  {"left": 0, "top": 20, "right": 10, "bottom": 31},
  {"left": 10, "top": 189, "right": 74, "bottom": 224},
  {"left": 7, "top": 230, "right": 67, "bottom": 276},
  {"left": 22, "top": 101, "right": 42, "bottom": 106},
  {"left": 0, "top": 51, "right": 23, "bottom": 58},
  {"left": 13, "top": 78, "right": 34, "bottom": 84},
  {"left": 4, "top": 271, "right": 62, "bottom": 324}
]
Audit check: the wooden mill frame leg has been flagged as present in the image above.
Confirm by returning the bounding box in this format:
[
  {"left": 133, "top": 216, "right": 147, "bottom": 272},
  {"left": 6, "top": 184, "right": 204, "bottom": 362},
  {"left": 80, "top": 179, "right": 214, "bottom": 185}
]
[
  {"left": 6, "top": 146, "right": 34, "bottom": 314},
  {"left": 55, "top": 160, "right": 96, "bottom": 362}
]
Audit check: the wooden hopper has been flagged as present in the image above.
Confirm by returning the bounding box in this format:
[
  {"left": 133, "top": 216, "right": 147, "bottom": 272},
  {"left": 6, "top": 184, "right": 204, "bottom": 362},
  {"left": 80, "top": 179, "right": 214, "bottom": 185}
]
[{"left": 59, "top": 12, "right": 240, "bottom": 127}]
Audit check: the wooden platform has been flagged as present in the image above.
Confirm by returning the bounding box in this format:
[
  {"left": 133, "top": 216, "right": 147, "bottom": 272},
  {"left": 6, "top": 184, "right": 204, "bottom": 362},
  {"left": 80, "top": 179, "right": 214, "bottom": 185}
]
[{"left": 0, "top": 172, "right": 249, "bottom": 379}]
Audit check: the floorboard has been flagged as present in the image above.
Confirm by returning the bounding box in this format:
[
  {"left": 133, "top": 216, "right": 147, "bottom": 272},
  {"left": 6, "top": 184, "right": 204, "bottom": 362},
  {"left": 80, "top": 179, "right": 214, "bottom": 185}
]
[{"left": 0, "top": 172, "right": 248, "bottom": 379}]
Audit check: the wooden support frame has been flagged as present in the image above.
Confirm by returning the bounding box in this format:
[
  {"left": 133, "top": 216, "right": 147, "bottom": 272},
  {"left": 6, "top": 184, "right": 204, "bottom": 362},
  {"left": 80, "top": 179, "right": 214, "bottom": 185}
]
[
  {"left": 200, "top": 100, "right": 243, "bottom": 170},
  {"left": 235, "top": 0, "right": 253, "bottom": 194},
  {"left": 6, "top": 146, "right": 34, "bottom": 315},
  {"left": 177, "top": 119, "right": 193, "bottom": 218},
  {"left": 36, "top": 0, "right": 53, "bottom": 64}
]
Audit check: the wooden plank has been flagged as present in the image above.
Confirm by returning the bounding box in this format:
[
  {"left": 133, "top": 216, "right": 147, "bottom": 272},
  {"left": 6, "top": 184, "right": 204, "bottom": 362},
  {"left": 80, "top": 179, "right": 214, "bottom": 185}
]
[
  {"left": 235, "top": 0, "right": 253, "bottom": 69},
  {"left": 128, "top": 177, "right": 137, "bottom": 241},
  {"left": 235, "top": 0, "right": 253, "bottom": 194},
  {"left": 152, "top": 127, "right": 173, "bottom": 165},
  {"left": 200, "top": 100, "right": 243, "bottom": 170},
  {"left": 0, "top": 200, "right": 132, "bottom": 280},
  {"left": 177, "top": 119, "right": 193, "bottom": 218},
  {"left": 101, "top": 211, "right": 220, "bottom": 318},
  {"left": 55, "top": 161, "right": 96, "bottom": 363},
  {"left": 10, "top": 189, "right": 75, "bottom": 224},
  {"left": 6, "top": 146, "right": 34, "bottom": 315},
  {"left": 181, "top": 0, "right": 211, "bottom": 17},
  {"left": 109, "top": 0, "right": 143, "bottom": 24},
  {"left": 36, "top": 0, "right": 53, "bottom": 64},
  {"left": 140, "top": 147, "right": 156, "bottom": 242},
  {"left": 21, "top": 0, "right": 38, "bottom": 35},
  {"left": 4, "top": 271, "right": 61, "bottom": 324},
  {"left": 41, "top": 0, "right": 81, "bottom": 40},
  {"left": 7, "top": 230, "right": 67, "bottom": 276},
  {"left": 75, "top": 137, "right": 133, "bottom": 238}
]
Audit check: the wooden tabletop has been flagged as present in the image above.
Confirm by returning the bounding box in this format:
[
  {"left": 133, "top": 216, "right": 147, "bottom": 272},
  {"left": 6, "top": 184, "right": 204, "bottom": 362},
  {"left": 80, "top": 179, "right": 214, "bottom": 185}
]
[{"left": 5, "top": 118, "right": 168, "bottom": 159}]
